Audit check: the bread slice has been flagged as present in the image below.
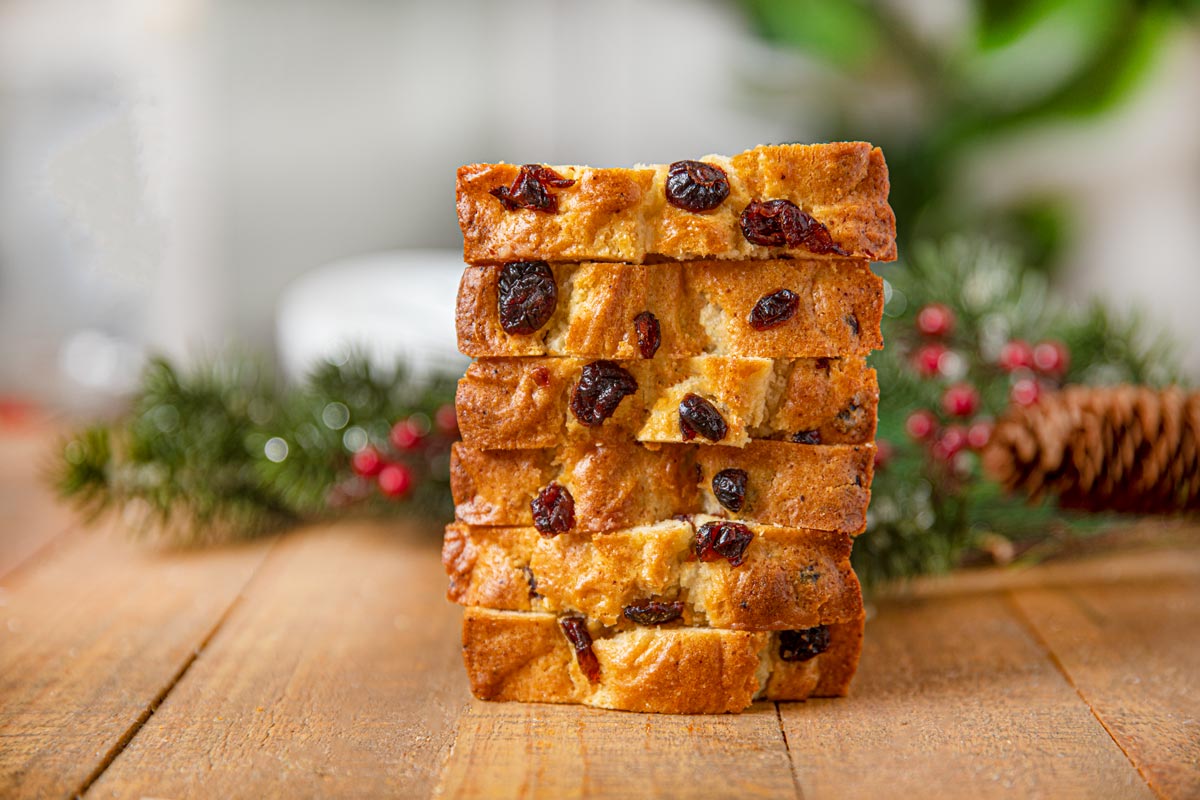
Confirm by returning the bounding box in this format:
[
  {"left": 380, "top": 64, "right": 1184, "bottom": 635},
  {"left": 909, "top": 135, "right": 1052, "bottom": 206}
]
[
  {"left": 456, "top": 356, "right": 878, "bottom": 450},
  {"left": 461, "top": 607, "right": 864, "bottom": 713},
  {"left": 451, "top": 439, "right": 874, "bottom": 534},
  {"left": 457, "top": 258, "right": 883, "bottom": 359},
  {"left": 444, "top": 516, "right": 863, "bottom": 631},
  {"left": 456, "top": 142, "right": 895, "bottom": 265}
]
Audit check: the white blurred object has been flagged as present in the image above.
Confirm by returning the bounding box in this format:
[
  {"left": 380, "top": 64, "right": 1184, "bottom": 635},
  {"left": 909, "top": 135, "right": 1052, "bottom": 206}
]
[{"left": 276, "top": 250, "right": 467, "bottom": 382}]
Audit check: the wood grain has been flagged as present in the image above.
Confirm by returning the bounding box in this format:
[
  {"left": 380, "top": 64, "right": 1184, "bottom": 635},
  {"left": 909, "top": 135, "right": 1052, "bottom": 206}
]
[
  {"left": 4, "top": 423, "right": 1199, "bottom": 799},
  {"left": 0, "top": 527, "right": 271, "bottom": 797},
  {"left": 778, "top": 593, "right": 1156, "bottom": 799},
  {"left": 88, "top": 521, "right": 467, "bottom": 799},
  {"left": 1011, "top": 570, "right": 1200, "bottom": 799},
  {"left": 435, "top": 700, "right": 798, "bottom": 800},
  {"left": 0, "top": 427, "right": 76, "bottom": 579}
]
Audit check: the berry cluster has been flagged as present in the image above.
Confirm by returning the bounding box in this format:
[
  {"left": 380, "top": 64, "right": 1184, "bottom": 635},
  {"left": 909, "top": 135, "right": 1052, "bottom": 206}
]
[
  {"left": 996, "top": 339, "right": 1069, "bottom": 407},
  {"left": 895, "top": 302, "right": 1070, "bottom": 477},
  {"left": 335, "top": 404, "right": 458, "bottom": 504}
]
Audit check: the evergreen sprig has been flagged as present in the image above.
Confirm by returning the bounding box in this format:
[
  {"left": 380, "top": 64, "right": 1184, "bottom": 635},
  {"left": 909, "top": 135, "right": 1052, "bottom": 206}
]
[
  {"left": 859, "top": 237, "right": 1184, "bottom": 586},
  {"left": 55, "top": 353, "right": 457, "bottom": 544}
]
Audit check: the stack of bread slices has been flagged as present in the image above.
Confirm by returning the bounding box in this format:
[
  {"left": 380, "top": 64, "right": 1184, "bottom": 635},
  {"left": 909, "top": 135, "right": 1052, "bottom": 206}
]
[{"left": 444, "top": 143, "right": 896, "bottom": 714}]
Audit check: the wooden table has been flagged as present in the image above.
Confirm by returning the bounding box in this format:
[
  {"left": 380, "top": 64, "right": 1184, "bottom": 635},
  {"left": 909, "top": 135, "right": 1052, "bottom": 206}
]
[{"left": 1, "top": 427, "right": 1197, "bottom": 799}]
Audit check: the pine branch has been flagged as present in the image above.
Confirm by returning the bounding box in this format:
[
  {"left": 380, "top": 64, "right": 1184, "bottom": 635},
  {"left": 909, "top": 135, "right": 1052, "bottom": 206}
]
[
  {"left": 55, "top": 352, "right": 458, "bottom": 544},
  {"left": 865, "top": 236, "right": 1187, "bottom": 586}
]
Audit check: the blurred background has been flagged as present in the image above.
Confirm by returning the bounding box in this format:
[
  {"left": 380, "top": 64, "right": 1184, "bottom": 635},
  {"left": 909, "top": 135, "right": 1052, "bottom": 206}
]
[{"left": 2, "top": 0, "right": 1199, "bottom": 411}]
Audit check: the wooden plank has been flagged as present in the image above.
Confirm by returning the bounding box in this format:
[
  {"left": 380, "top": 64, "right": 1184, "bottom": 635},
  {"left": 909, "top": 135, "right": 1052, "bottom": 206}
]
[
  {"left": 779, "top": 593, "right": 1155, "bottom": 799},
  {"left": 0, "top": 428, "right": 77, "bottom": 578},
  {"left": 0, "top": 526, "right": 271, "bottom": 797},
  {"left": 883, "top": 542, "right": 1200, "bottom": 602},
  {"left": 89, "top": 521, "right": 468, "bottom": 799},
  {"left": 1010, "top": 571, "right": 1200, "bottom": 799},
  {"left": 435, "top": 700, "right": 797, "bottom": 800}
]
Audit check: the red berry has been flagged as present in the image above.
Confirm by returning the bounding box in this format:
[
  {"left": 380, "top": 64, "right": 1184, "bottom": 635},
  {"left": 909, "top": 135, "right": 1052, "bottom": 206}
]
[
  {"left": 351, "top": 446, "right": 384, "bottom": 477},
  {"left": 932, "top": 425, "right": 967, "bottom": 461},
  {"left": 905, "top": 409, "right": 938, "bottom": 442},
  {"left": 1011, "top": 378, "right": 1041, "bottom": 406},
  {"left": 942, "top": 384, "right": 980, "bottom": 418},
  {"left": 913, "top": 343, "right": 947, "bottom": 377},
  {"left": 378, "top": 463, "right": 413, "bottom": 498},
  {"left": 435, "top": 405, "right": 458, "bottom": 435},
  {"left": 390, "top": 419, "right": 423, "bottom": 450},
  {"left": 998, "top": 340, "right": 1034, "bottom": 372},
  {"left": 1032, "top": 340, "right": 1069, "bottom": 376},
  {"left": 916, "top": 303, "right": 955, "bottom": 337},
  {"left": 874, "top": 438, "right": 894, "bottom": 470},
  {"left": 967, "top": 420, "right": 993, "bottom": 450}
]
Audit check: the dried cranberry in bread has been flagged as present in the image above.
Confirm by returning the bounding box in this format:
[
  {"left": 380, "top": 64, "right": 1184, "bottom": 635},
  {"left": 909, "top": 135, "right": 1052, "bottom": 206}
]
[
  {"left": 456, "top": 259, "right": 884, "bottom": 359},
  {"left": 444, "top": 516, "right": 863, "bottom": 631},
  {"left": 461, "top": 607, "right": 864, "bottom": 713},
  {"left": 455, "top": 356, "right": 878, "bottom": 450},
  {"left": 456, "top": 142, "right": 895, "bottom": 265},
  {"left": 450, "top": 439, "right": 874, "bottom": 535}
]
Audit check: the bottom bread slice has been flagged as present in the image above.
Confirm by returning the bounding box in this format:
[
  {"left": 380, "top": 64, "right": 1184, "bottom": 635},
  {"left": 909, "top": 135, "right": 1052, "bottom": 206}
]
[{"left": 462, "top": 607, "right": 864, "bottom": 714}]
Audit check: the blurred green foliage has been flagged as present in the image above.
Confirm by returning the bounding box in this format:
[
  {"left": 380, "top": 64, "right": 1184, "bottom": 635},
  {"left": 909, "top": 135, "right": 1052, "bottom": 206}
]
[
  {"left": 55, "top": 354, "right": 457, "bottom": 544},
  {"left": 739, "top": 0, "right": 1198, "bottom": 268}
]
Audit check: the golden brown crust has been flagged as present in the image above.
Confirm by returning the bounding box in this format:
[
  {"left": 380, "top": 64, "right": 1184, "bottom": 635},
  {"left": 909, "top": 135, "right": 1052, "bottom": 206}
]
[
  {"left": 455, "top": 356, "right": 878, "bottom": 450},
  {"left": 457, "top": 259, "right": 884, "bottom": 358},
  {"left": 456, "top": 143, "right": 896, "bottom": 264},
  {"left": 444, "top": 517, "right": 863, "bottom": 631},
  {"left": 461, "top": 608, "right": 864, "bottom": 713},
  {"left": 451, "top": 439, "right": 874, "bottom": 535}
]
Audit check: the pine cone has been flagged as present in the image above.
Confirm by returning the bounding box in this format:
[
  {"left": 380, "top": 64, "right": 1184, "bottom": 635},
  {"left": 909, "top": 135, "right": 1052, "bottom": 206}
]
[{"left": 983, "top": 385, "right": 1200, "bottom": 514}]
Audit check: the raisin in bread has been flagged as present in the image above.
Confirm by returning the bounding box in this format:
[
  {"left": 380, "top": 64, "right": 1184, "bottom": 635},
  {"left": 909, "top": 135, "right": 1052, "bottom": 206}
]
[
  {"left": 444, "top": 516, "right": 862, "bottom": 631},
  {"left": 457, "top": 258, "right": 883, "bottom": 359},
  {"left": 456, "top": 356, "right": 878, "bottom": 450},
  {"left": 462, "top": 607, "right": 864, "bottom": 713},
  {"left": 457, "top": 143, "right": 895, "bottom": 265},
  {"left": 451, "top": 439, "right": 874, "bottom": 534}
]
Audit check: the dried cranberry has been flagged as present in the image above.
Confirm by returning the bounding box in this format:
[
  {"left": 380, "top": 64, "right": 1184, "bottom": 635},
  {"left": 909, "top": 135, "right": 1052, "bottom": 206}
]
[
  {"left": 679, "top": 393, "right": 727, "bottom": 442},
  {"left": 665, "top": 160, "right": 730, "bottom": 212},
  {"left": 834, "top": 399, "right": 867, "bottom": 434},
  {"left": 622, "top": 600, "right": 685, "bottom": 626},
  {"left": 490, "top": 164, "right": 575, "bottom": 213},
  {"left": 530, "top": 482, "right": 575, "bottom": 537},
  {"left": 497, "top": 261, "right": 557, "bottom": 335},
  {"left": 779, "top": 626, "right": 830, "bottom": 662},
  {"left": 569, "top": 361, "right": 638, "bottom": 426},
  {"left": 559, "top": 615, "right": 601, "bottom": 682},
  {"left": 532, "top": 366, "right": 551, "bottom": 388},
  {"left": 693, "top": 521, "right": 753, "bottom": 567},
  {"left": 739, "top": 199, "right": 846, "bottom": 255},
  {"left": 633, "top": 311, "right": 661, "bottom": 359},
  {"left": 791, "top": 429, "right": 822, "bottom": 445},
  {"left": 711, "top": 468, "right": 748, "bottom": 512},
  {"left": 522, "top": 565, "right": 541, "bottom": 599},
  {"left": 797, "top": 564, "right": 821, "bottom": 584},
  {"left": 748, "top": 289, "right": 800, "bottom": 331}
]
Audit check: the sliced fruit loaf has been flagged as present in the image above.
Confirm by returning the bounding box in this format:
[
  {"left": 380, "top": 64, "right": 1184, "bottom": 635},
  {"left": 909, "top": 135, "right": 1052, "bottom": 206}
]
[
  {"left": 457, "top": 258, "right": 883, "bottom": 359},
  {"left": 456, "top": 142, "right": 895, "bottom": 265},
  {"left": 444, "top": 516, "right": 863, "bottom": 631},
  {"left": 451, "top": 439, "right": 874, "bottom": 535},
  {"left": 456, "top": 356, "right": 878, "bottom": 450},
  {"left": 461, "top": 607, "right": 864, "bottom": 714}
]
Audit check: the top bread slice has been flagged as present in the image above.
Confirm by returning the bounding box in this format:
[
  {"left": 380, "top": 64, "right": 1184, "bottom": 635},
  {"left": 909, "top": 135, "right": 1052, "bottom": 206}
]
[{"left": 457, "top": 142, "right": 895, "bottom": 264}]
